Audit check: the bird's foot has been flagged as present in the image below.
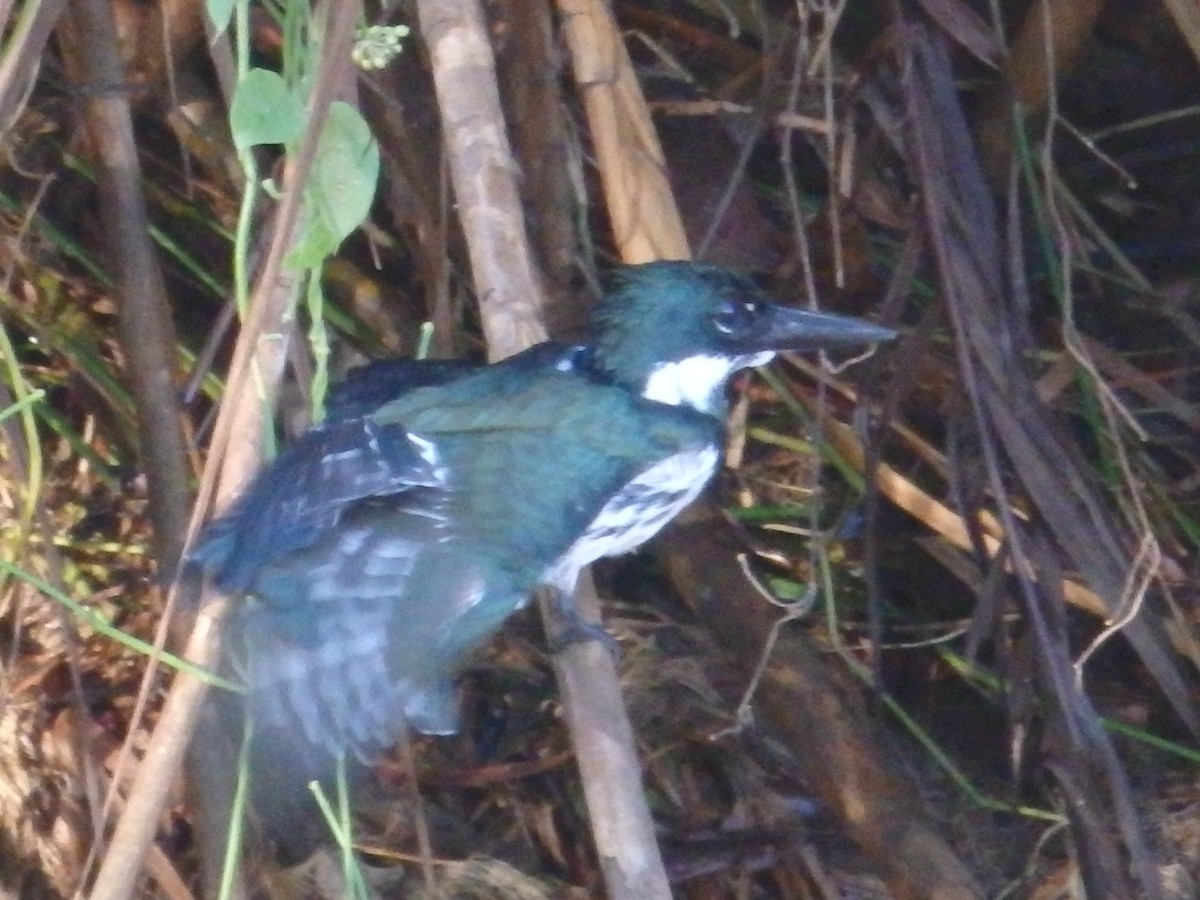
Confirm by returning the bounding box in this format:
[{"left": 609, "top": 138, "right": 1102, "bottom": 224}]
[
  {"left": 542, "top": 587, "right": 620, "bottom": 658},
  {"left": 549, "top": 616, "right": 620, "bottom": 657}
]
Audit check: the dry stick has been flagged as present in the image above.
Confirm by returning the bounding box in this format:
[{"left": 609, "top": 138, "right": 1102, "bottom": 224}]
[
  {"left": 553, "top": 2, "right": 695, "bottom": 896},
  {"left": 1161, "top": 0, "right": 1200, "bottom": 71},
  {"left": 88, "top": 5, "right": 363, "bottom": 898},
  {"left": 797, "top": 388, "right": 1112, "bottom": 619},
  {"left": 417, "top": 2, "right": 671, "bottom": 897},
  {"left": 88, "top": 595, "right": 228, "bottom": 900},
  {"left": 64, "top": 0, "right": 200, "bottom": 888},
  {"left": 91, "top": 200, "right": 301, "bottom": 891},
  {"left": 493, "top": 0, "right": 581, "bottom": 329},
  {"left": 539, "top": 574, "right": 673, "bottom": 899},
  {"left": 0, "top": 0, "right": 67, "bottom": 134},
  {"left": 556, "top": 0, "right": 690, "bottom": 264},
  {"left": 417, "top": 0, "right": 547, "bottom": 360},
  {"left": 67, "top": 0, "right": 193, "bottom": 574},
  {"left": 416, "top": 0, "right": 548, "bottom": 885}
]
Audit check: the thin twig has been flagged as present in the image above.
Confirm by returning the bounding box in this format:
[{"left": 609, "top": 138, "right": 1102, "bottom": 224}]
[
  {"left": 88, "top": 4, "right": 363, "bottom": 896},
  {"left": 422, "top": 1, "right": 676, "bottom": 896}
]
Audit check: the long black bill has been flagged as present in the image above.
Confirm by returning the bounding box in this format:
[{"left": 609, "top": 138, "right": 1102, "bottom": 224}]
[{"left": 754, "top": 304, "right": 896, "bottom": 352}]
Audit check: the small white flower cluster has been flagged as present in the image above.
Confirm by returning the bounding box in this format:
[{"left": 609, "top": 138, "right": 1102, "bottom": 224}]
[{"left": 352, "top": 24, "right": 411, "bottom": 71}]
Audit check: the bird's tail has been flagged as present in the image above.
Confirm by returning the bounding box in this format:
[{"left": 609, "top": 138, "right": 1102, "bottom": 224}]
[{"left": 190, "top": 677, "right": 367, "bottom": 870}]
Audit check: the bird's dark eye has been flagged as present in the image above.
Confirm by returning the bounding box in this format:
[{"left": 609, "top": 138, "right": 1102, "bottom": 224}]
[{"left": 713, "top": 299, "right": 759, "bottom": 335}]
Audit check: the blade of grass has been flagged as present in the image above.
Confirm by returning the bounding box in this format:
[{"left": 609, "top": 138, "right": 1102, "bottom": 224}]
[{"left": 0, "top": 558, "right": 241, "bottom": 691}]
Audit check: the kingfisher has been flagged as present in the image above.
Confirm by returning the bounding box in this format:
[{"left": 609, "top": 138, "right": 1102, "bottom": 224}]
[{"left": 188, "top": 261, "right": 893, "bottom": 843}]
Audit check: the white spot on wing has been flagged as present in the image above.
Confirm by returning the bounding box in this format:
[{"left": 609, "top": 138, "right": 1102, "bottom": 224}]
[
  {"left": 408, "top": 433, "right": 446, "bottom": 479},
  {"left": 405, "top": 432, "right": 451, "bottom": 532}
]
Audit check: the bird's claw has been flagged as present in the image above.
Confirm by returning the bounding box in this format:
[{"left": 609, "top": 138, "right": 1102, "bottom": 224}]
[
  {"left": 542, "top": 587, "right": 620, "bottom": 658},
  {"left": 549, "top": 617, "right": 620, "bottom": 658}
]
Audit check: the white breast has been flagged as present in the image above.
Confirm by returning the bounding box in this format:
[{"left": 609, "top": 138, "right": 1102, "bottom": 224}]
[{"left": 545, "top": 445, "right": 720, "bottom": 590}]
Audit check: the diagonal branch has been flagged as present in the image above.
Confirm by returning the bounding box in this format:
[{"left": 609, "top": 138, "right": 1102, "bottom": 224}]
[
  {"left": 63, "top": 0, "right": 191, "bottom": 573},
  {"left": 418, "top": 1, "right": 673, "bottom": 897},
  {"left": 88, "top": 3, "right": 363, "bottom": 897}
]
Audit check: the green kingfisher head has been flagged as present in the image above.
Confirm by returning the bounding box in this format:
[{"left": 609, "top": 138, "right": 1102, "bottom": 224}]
[{"left": 585, "top": 261, "right": 895, "bottom": 414}]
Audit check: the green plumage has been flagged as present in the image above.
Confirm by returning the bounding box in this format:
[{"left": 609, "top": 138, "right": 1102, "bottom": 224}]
[
  {"left": 186, "top": 260, "right": 894, "bottom": 855},
  {"left": 373, "top": 369, "right": 720, "bottom": 570}
]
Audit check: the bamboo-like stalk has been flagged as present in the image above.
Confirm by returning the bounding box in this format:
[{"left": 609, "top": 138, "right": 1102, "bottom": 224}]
[
  {"left": 64, "top": 0, "right": 192, "bottom": 576},
  {"left": 417, "top": 0, "right": 548, "bottom": 360},
  {"left": 1161, "top": 0, "right": 1200, "bottom": 72},
  {"left": 418, "top": 2, "right": 673, "bottom": 897},
  {"left": 0, "top": 0, "right": 68, "bottom": 135},
  {"left": 556, "top": 0, "right": 690, "bottom": 263},
  {"left": 87, "top": 4, "right": 364, "bottom": 897}
]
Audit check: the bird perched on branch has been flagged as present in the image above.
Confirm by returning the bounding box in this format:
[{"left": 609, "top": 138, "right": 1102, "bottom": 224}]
[{"left": 187, "top": 260, "right": 893, "bottom": 848}]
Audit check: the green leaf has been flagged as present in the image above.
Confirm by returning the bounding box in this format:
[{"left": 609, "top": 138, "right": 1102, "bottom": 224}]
[
  {"left": 285, "top": 213, "right": 337, "bottom": 270},
  {"left": 207, "top": 0, "right": 235, "bottom": 34},
  {"left": 308, "top": 102, "right": 379, "bottom": 247},
  {"left": 229, "top": 69, "right": 304, "bottom": 150}
]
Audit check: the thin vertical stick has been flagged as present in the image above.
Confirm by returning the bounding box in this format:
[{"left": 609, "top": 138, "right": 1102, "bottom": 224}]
[{"left": 418, "top": 2, "right": 674, "bottom": 896}]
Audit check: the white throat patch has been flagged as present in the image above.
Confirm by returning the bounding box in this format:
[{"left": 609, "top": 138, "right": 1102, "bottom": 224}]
[{"left": 642, "top": 352, "right": 775, "bottom": 412}]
